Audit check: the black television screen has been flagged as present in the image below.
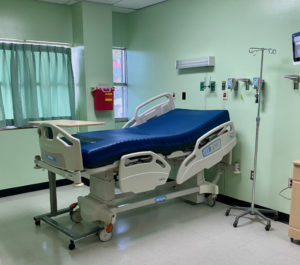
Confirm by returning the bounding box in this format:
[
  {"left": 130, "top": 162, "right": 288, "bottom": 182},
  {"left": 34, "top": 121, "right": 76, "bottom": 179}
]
[{"left": 292, "top": 32, "right": 300, "bottom": 64}]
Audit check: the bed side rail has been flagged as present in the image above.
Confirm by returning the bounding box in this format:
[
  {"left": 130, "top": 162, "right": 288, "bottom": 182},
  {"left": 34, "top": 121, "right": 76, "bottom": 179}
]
[
  {"left": 123, "top": 93, "right": 175, "bottom": 128},
  {"left": 176, "top": 121, "right": 237, "bottom": 184},
  {"left": 37, "top": 123, "right": 84, "bottom": 171},
  {"left": 119, "top": 151, "right": 171, "bottom": 193}
]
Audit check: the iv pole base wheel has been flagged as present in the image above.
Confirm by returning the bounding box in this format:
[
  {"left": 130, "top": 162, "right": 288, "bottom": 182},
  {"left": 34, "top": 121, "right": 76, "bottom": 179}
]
[
  {"left": 226, "top": 205, "right": 277, "bottom": 230},
  {"left": 265, "top": 222, "right": 271, "bottom": 231},
  {"left": 225, "top": 209, "right": 230, "bottom": 216},
  {"left": 233, "top": 219, "right": 238, "bottom": 228}
]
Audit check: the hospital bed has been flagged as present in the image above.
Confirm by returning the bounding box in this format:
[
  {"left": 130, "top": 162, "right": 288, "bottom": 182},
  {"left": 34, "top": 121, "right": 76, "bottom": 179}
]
[{"left": 33, "top": 93, "right": 237, "bottom": 249}]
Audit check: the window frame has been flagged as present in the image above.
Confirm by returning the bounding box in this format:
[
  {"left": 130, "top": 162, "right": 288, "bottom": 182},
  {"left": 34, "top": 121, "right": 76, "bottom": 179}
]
[{"left": 113, "top": 47, "right": 128, "bottom": 121}]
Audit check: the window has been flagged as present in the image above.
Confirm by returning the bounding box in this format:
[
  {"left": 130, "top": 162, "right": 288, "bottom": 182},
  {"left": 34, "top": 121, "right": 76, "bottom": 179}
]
[
  {"left": 113, "top": 48, "right": 127, "bottom": 119},
  {"left": 0, "top": 43, "right": 75, "bottom": 128}
]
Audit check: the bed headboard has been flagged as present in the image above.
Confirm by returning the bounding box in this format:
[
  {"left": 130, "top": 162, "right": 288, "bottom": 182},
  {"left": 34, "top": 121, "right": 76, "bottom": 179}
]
[
  {"left": 123, "top": 93, "right": 175, "bottom": 128},
  {"left": 37, "top": 123, "right": 84, "bottom": 171}
]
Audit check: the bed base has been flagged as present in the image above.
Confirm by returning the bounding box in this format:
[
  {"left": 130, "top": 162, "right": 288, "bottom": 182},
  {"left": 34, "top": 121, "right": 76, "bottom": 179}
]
[{"left": 33, "top": 166, "right": 225, "bottom": 250}]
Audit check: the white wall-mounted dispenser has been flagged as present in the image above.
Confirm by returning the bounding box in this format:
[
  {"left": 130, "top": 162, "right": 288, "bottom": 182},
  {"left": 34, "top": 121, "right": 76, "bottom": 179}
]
[{"left": 175, "top": 56, "right": 215, "bottom": 69}]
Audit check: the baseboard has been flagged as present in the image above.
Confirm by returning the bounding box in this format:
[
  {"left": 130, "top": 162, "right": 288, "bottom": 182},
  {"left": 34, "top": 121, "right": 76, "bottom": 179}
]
[
  {"left": 217, "top": 194, "right": 290, "bottom": 224},
  {"left": 0, "top": 179, "right": 73, "bottom": 198},
  {"left": 82, "top": 178, "right": 90, "bottom": 186}
]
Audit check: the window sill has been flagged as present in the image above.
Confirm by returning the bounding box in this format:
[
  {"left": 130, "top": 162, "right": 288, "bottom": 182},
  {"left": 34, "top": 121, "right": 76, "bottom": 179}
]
[
  {"left": 0, "top": 125, "right": 37, "bottom": 131},
  {"left": 115, "top": 118, "right": 128, "bottom": 123},
  {"left": 1, "top": 119, "right": 129, "bottom": 130}
]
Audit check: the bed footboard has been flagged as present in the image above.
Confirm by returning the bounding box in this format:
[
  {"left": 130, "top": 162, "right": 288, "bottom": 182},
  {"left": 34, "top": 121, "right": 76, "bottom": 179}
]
[{"left": 37, "top": 123, "right": 84, "bottom": 171}]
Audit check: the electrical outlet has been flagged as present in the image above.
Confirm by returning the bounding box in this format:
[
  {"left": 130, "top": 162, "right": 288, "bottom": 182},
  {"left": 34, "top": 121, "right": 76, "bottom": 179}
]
[
  {"left": 172, "top": 92, "right": 176, "bottom": 99},
  {"left": 288, "top": 178, "right": 293, "bottom": 188},
  {"left": 250, "top": 170, "right": 254, "bottom": 180}
]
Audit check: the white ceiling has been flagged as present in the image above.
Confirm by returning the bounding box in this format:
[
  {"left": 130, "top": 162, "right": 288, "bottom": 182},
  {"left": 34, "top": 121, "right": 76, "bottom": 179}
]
[{"left": 39, "top": 0, "right": 167, "bottom": 13}]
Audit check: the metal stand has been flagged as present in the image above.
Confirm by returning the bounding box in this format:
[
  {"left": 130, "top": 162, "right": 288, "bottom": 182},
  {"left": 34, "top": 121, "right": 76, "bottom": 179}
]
[
  {"left": 33, "top": 171, "right": 99, "bottom": 250},
  {"left": 226, "top": 47, "right": 278, "bottom": 230}
]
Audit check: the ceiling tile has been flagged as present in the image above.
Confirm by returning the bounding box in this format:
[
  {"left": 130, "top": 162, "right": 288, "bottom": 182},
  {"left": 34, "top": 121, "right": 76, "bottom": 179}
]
[
  {"left": 39, "top": 0, "right": 167, "bottom": 10},
  {"left": 39, "top": 0, "right": 73, "bottom": 4},
  {"left": 112, "top": 6, "right": 135, "bottom": 13},
  {"left": 114, "top": 0, "right": 166, "bottom": 10},
  {"left": 86, "top": 0, "right": 120, "bottom": 4}
]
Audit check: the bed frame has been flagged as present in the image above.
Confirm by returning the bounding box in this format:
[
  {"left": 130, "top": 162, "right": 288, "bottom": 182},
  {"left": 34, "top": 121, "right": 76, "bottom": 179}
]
[{"left": 33, "top": 93, "right": 237, "bottom": 250}]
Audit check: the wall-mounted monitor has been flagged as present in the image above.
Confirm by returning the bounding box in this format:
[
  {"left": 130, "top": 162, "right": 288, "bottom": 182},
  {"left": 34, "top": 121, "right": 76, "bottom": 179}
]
[{"left": 292, "top": 32, "right": 300, "bottom": 65}]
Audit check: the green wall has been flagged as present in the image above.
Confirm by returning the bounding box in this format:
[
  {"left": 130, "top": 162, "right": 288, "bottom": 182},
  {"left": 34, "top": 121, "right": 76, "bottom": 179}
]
[
  {"left": 81, "top": 2, "right": 115, "bottom": 131},
  {"left": 71, "top": 1, "right": 114, "bottom": 132},
  {"left": 124, "top": 0, "right": 300, "bottom": 214},
  {"left": 113, "top": 13, "right": 129, "bottom": 48},
  {"left": 0, "top": 0, "right": 114, "bottom": 189},
  {"left": 0, "top": 0, "right": 72, "bottom": 43},
  {"left": 0, "top": 0, "right": 74, "bottom": 189}
]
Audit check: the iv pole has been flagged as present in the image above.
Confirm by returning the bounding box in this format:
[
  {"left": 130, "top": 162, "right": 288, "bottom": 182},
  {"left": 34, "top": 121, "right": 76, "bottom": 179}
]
[{"left": 225, "top": 47, "right": 278, "bottom": 231}]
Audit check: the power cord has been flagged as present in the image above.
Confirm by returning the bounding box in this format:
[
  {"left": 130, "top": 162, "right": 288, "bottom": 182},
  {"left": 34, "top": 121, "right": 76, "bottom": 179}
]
[{"left": 279, "top": 187, "right": 291, "bottom": 200}]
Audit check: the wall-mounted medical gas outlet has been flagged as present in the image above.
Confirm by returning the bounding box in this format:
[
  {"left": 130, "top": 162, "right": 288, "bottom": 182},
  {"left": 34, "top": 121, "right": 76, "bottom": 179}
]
[
  {"left": 210, "top": 81, "right": 216, "bottom": 92},
  {"left": 237, "top": 78, "right": 251, "bottom": 90},
  {"left": 253, "top": 77, "right": 264, "bottom": 89},
  {"left": 200, "top": 81, "right": 205, "bottom": 91},
  {"left": 200, "top": 80, "right": 216, "bottom": 92},
  {"left": 222, "top": 91, "right": 228, "bottom": 100},
  {"left": 288, "top": 177, "right": 293, "bottom": 188},
  {"left": 222, "top": 81, "right": 226, "bottom": 90},
  {"left": 227, "top": 78, "right": 237, "bottom": 90}
]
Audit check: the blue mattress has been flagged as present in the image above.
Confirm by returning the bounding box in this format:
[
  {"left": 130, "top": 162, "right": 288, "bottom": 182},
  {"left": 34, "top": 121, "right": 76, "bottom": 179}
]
[{"left": 73, "top": 109, "right": 230, "bottom": 168}]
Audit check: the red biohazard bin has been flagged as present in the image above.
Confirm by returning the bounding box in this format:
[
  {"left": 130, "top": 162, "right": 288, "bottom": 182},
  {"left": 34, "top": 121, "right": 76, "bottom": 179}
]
[{"left": 92, "top": 87, "right": 114, "bottom": 111}]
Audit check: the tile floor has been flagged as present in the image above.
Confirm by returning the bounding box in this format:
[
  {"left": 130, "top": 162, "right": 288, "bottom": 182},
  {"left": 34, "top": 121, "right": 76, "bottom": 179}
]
[{"left": 0, "top": 185, "right": 299, "bottom": 265}]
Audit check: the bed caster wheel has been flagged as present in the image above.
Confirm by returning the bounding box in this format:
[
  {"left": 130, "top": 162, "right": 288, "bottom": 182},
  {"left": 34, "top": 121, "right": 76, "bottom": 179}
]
[
  {"left": 98, "top": 229, "right": 112, "bottom": 242},
  {"left": 207, "top": 195, "right": 216, "bottom": 207},
  {"left": 233, "top": 220, "right": 238, "bottom": 228},
  {"left": 265, "top": 223, "right": 271, "bottom": 231},
  {"left": 225, "top": 209, "right": 230, "bottom": 216},
  {"left": 290, "top": 238, "right": 294, "bottom": 243},
  {"left": 70, "top": 209, "right": 82, "bottom": 223},
  {"left": 69, "top": 240, "right": 76, "bottom": 250},
  {"left": 34, "top": 218, "right": 41, "bottom": 226}
]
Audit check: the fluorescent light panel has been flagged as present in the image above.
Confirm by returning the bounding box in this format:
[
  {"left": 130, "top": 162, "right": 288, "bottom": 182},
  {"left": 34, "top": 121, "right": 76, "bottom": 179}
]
[{"left": 176, "top": 56, "right": 215, "bottom": 69}]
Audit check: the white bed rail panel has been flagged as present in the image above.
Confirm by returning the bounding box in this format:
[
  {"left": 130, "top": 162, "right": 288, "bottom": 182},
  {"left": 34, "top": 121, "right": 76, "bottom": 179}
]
[
  {"left": 37, "top": 123, "right": 84, "bottom": 171},
  {"left": 123, "top": 93, "right": 175, "bottom": 128},
  {"left": 119, "top": 151, "right": 171, "bottom": 193},
  {"left": 176, "top": 121, "right": 237, "bottom": 184}
]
